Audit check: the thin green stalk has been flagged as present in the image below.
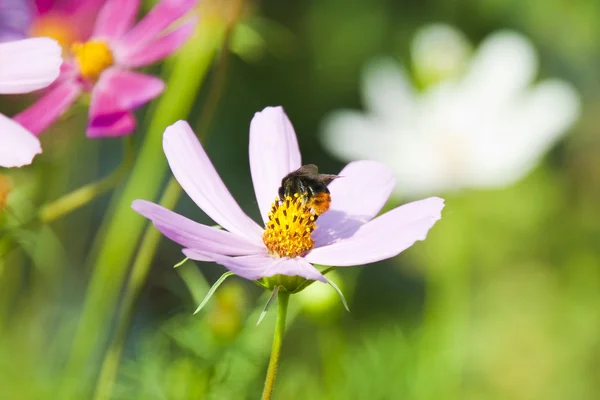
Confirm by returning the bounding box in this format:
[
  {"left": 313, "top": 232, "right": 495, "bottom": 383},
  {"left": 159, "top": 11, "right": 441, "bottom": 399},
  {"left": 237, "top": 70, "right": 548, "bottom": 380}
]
[
  {"left": 92, "top": 179, "right": 181, "bottom": 400},
  {"left": 261, "top": 290, "right": 290, "bottom": 400},
  {"left": 63, "top": 22, "right": 227, "bottom": 392},
  {"left": 40, "top": 138, "right": 134, "bottom": 223}
]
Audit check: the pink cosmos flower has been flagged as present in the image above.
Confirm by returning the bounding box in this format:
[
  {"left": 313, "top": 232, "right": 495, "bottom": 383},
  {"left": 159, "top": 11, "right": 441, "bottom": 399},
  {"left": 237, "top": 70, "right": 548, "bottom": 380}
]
[
  {"left": 132, "top": 107, "right": 444, "bottom": 284},
  {"left": 14, "top": 0, "right": 196, "bottom": 138},
  {"left": 0, "top": 0, "right": 104, "bottom": 44},
  {"left": 0, "top": 37, "right": 61, "bottom": 167}
]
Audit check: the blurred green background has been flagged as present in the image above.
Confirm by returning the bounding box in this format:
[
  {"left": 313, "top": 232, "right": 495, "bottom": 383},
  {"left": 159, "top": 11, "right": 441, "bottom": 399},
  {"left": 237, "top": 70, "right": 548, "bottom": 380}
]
[{"left": 1, "top": 0, "right": 600, "bottom": 399}]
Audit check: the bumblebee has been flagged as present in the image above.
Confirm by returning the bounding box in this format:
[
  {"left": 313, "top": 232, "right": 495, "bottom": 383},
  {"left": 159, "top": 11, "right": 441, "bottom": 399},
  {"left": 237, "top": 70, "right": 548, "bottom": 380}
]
[{"left": 278, "top": 164, "right": 339, "bottom": 215}]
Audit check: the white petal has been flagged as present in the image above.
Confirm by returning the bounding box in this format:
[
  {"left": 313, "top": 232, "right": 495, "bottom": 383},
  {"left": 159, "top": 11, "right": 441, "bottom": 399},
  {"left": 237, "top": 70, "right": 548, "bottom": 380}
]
[
  {"left": 362, "top": 58, "right": 416, "bottom": 122},
  {"left": 321, "top": 110, "right": 396, "bottom": 164},
  {"left": 465, "top": 79, "right": 580, "bottom": 187},
  {"left": 0, "top": 38, "right": 62, "bottom": 94},
  {"left": 411, "top": 23, "right": 471, "bottom": 83},
  {"left": 132, "top": 200, "right": 264, "bottom": 256},
  {"left": 462, "top": 31, "right": 537, "bottom": 106},
  {"left": 162, "top": 121, "right": 264, "bottom": 243},
  {"left": 182, "top": 250, "right": 326, "bottom": 282},
  {"left": 0, "top": 114, "right": 41, "bottom": 168},
  {"left": 313, "top": 160, "right": 395, "bottom": 247},
  {"left": 306, "top": 197, "right": 444, "bottom": 266},
  {"left": 249, "top": 106, "right": 302, "bottom": 223}
]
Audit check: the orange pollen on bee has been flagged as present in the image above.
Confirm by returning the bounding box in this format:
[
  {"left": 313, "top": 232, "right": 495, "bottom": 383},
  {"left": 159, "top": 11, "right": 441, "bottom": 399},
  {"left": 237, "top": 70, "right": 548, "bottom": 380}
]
[
  {"left": 262, "top": 193, "right": 318, "bottom": 258},
  {"left": 71, "top": 40, "right": 114, "bottom": 81},
  {"left": 308, "top": 192, "right": 331, "bottom": 216}
]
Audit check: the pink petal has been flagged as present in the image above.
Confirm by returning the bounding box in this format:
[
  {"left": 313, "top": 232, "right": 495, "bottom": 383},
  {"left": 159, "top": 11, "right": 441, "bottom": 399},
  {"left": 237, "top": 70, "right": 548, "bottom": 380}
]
[
  {"left": 0, "top": 113, "right": 41, "bottom": 168},
  {"left": 163, "top": 121, "right": 264, "bottom": 244},
  {"left": 13, "top": 78, "right": 81, "bottom": 135},
  {"left": 313, "top": 160, "right": 396, "bottom": 247},
  {"left": 117, "top": 19, "right": 195, "bottom": 68},
  {"left": 93, "top": 0, "right": 140, "bottom": 39},
  {"left": 182, "top": 250, "right": 326, "bottom": 282},
  {"left": 0, "top": 37, "right": 61, "bottom": 94},
  {"left": 89, "top": 68, "right": 164, "bottom": 124},
  {"left": 86, "top": 68, "right": 163, "bottom": 137},
  {"left": 38, "top": 0, "right": 107, "bottom": 41},
  {"left": 305, "top": 197, "right": 444, "bottom": 266},
  {"left": 182, "top": 251, "right": 273, "bottom": 280},
  {"left": 86, "top": 110, "right": 136, "bottom": 138},
  {"left": 249, "top": 106, "right": 302, "bottom": 223},
  {"left": 118, "top": 0, "right": 196, "bottom": 56},
  {"left": 132, "top": 200, "right": 264, "bottom": 256},
  {"left": 35, "top": 0, "right": 104, "bottom": 15},
  {"left": 272, "top": 257, "right": 327, "bottom": 282}
]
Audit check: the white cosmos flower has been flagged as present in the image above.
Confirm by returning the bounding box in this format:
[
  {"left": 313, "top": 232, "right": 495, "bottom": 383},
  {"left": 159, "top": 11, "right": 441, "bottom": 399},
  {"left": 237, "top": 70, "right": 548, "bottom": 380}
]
[
  {"left": 0, "top": 37, "right": 61, "bottom": 168},
  {"left": 321, "top": 25, "right": 581, "bottom": 197}
]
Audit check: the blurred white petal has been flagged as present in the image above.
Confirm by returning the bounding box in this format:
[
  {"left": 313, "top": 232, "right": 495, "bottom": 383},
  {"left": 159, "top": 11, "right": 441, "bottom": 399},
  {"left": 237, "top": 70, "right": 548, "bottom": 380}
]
[
  {"left": 321, "top": 26, "right": 581, "bottom": 197},
  {"left": 322, "top": 110, "right": 396, "bottom": 163},
  {"left": 0, "top": 37, "right": 62, "bottom": 94},
  {"left": 462, "top": 31, "right": 537, "bottom": 106},
  {"left": 411, "top": 23, "right": 471, "bottom": 84},
  {"left": 0, "top": 114, "right": 41, "bottom": 168},
  {"left": 465, "top": 79, "right": 581, "bottom": 187},
  {"left": 361, "top": 58, "right": 415, "bottom": 123}
]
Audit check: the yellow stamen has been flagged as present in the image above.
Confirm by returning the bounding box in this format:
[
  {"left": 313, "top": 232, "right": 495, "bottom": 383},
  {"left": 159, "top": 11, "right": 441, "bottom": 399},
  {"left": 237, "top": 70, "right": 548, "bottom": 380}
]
[
  {"left": 71, "top": 40, "right": 114, "bottom": 81},
  {"left": 262, "top": 193, "right": 317, "bottom": 258}
]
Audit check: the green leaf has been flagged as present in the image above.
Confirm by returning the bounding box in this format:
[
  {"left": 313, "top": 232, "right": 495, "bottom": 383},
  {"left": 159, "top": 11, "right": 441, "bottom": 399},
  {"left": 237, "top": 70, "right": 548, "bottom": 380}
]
[
  {"left": 256, "top": 286, "right": 280, "bottom": 326},
  {"left": 193, "top": 271, "right": 236, "bottom": 315}
]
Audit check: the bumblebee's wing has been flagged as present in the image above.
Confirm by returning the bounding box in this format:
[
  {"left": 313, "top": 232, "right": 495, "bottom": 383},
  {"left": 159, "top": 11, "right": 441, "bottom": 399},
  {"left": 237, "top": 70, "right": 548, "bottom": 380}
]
[
  {"left": 291, "top": 164, "right": 339, "bottom": 184},
  {"left": 293, "top": 164, "right": 319, "bottom": 177},
  {"left": 317, "top": 174, "right": 339, "bottom": 185}
]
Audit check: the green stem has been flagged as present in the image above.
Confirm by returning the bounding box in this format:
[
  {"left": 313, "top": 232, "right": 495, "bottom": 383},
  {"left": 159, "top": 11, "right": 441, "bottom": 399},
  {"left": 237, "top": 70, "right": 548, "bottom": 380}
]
[
  {"left": 92, "top": 179, "right": 181, "bottom": 400},
  {"left": 62, "top": 22, "right": 226, "bottom": 394},
  {"left": 39, "top": 138, "right": 134, "bottom": 223},
  {"left": 261, "top": 290, "right": 290, "bottom": 400}
]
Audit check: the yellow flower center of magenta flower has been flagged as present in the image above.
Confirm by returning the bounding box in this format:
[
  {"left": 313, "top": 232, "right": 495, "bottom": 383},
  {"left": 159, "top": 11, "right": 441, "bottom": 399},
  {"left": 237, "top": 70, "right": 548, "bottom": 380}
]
[
  {"left": 262, "top": 193, "right": 318, "bottom": 258},
  {"left": 71, "top": 40, "right": 114, "bottom": 81}
]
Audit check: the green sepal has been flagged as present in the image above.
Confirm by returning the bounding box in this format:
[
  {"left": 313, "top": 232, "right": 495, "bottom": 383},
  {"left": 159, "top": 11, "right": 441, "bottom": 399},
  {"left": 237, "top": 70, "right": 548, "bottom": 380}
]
[
  {"left": 256, "top": 286, "right": 280, "bottom": 326},
  {"left": 327, "top": 278, "right": 350, "bottom": 312},
  {"left": 193, "top": 271, "right": 236, "bottom": 315},
  {"left": 288, "top": 266, "right": 338, "bottom": 293},
  {"left": 173, "top": 257, "right": 189, "bottom": 268}
]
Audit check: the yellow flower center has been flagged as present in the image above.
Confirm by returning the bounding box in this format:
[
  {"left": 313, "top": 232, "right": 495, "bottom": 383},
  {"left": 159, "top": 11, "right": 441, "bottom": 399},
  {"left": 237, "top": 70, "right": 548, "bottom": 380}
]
[
  {"left": 71, "top": 40, "right": 114, "bottom": 81},
  {"left": 262, "top": 193, "right": 318, "bottom": 258}
]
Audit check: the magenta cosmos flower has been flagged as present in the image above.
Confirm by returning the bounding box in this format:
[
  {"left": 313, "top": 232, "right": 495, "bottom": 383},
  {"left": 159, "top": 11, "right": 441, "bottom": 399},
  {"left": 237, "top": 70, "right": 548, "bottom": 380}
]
[
  {"left": 0, "top": 37, "right": 61, "bottom": 167},
  {"left": 132, "top": 107, "right": 444, "bottom": 286},
  {"left": 13, "top": 0, "right": 196, "bottom": 138},
  {"left": 0, "top": 0, "right": 104, "bottom": 44}
]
